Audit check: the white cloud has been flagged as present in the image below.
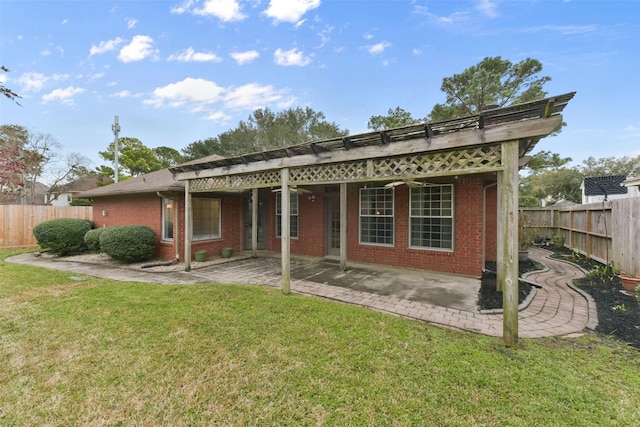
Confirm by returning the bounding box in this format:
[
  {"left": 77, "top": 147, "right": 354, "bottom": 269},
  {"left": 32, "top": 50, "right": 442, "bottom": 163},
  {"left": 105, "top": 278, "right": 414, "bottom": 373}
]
[
  {"left": 109, "top": 90, "right": 142, "bottom": 98},
  {"left": 367, "top": 41, "right": 390, "bottom": 55},
  {"left": 316, "top": 25, "right": 333, "bottom": 48},
  {"left": 363, "top": 32, "right": 374, "bottom": 40},
  {"left": 412, "top": 5, "right": 470, "bottom": 26},
  {"left": 89, "top": 37, "right": 124, "bottom": 56},
  {"left": 118, "top": 35, "right": 158, "bottom": 63},
  {"left": 412, "top": 48, "right": 422, "bottom": 55},
  {"left": 41, "top": 49, "right": 52, "bottom": 56},
  {"left": 230, "top": 50, "right": 260, "bottom": 65},
  {"left": 126, "top": 18, "right": 138, "bottom": 29},
  {"left": 17, "top": 72, "right": 69, "bottom": 93},
  {"left": 172, "top": 0, "right": 246, "bottom": 22},
  {"left": 206, "top": 110, "right": 232, "bottom": 122},
  {"left": 264, "top": 0, "right": 321, "bottom": 24},
  {"left": 476, "top": 0, "right": 498, "bottom": 18},
  {"left": 167, "top": 47, "right": 222, "bottom": 62},
  {"left": 144, "top": 77, "right": 295, "bottom": 116},
  {"left": 61, "top": 19, "right": 68, "bottom": 25},
  {"left": 144, "top": 77, "right": 225, "bottom": 108},
  {"left": 224, "top": 82, "right": 291, "bottom": 110},
  {"left": 273, "top": 48, "right": 312, "bottom": 66},
  {"left": 520, "top": 24, "right": 598, "bottom": 35},
  {"left": 42, "top": 86, "right": 85, "bottom": 105}
]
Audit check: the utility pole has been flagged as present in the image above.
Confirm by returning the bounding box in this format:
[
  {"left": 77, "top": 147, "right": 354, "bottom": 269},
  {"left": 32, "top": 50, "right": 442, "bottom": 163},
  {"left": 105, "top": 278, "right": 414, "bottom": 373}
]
[{"left": 112, "top": 115, "right": 120, "bottom": 183}]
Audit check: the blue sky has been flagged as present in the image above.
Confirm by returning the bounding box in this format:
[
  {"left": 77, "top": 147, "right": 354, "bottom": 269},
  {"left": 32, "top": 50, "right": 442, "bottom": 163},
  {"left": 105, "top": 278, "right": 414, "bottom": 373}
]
[{"left": 1, "top": 0, "right": 639, "bottom": 173}]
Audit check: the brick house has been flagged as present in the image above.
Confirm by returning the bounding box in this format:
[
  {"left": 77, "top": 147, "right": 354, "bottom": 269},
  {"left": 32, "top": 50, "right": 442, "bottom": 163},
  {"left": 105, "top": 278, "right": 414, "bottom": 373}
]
[{"left": 81, "top": 93, "right": 574, "bottom": 344}]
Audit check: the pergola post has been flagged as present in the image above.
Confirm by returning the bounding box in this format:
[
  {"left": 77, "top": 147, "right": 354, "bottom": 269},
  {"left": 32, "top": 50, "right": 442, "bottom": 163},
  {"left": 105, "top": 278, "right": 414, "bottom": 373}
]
[
  {"left": 184, "top": 180, "right": 192, "bottom": 272},
  {"left": 251, "top": 188, "right": 258, "bottom": 257},
  {"left": 496, "top": 172, "right": 504, "bottom": 292},
  {"left": 501, "top": 140, "right": 520, "bottom": 347},
  {"left": 281, "top": 168, "right": 291, "bottom": 294},
  {"left": 339, "top": 182, "right": 348, "bottom": 271}
]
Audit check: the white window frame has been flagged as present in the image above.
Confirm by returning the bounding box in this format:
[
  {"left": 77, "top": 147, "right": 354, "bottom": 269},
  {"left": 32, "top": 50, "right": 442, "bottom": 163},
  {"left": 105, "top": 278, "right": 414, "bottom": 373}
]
[
  {"left": 275, "top": 192, "right": 299, "bottom": 239},
  {"left": 359, "top": 187, "right": 394, "bottom": 246},
  {"left": 408, "top": 184, "right": 454, "bottom": 251},
  {"left": 162, "top": 197, "right": 174, "bottom": 241},
  {"left": 192, "top": 197, "right": 221, "bottom": 241}
]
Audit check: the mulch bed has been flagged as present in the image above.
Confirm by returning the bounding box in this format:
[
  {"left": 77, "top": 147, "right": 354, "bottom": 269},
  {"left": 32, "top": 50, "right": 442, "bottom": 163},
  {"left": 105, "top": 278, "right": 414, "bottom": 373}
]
[
  {"left": 479, "top": 248, "right": 640, "bottom": 349},
  {"left": 479, "top": 260, "right": 538, "bottom": 310}
]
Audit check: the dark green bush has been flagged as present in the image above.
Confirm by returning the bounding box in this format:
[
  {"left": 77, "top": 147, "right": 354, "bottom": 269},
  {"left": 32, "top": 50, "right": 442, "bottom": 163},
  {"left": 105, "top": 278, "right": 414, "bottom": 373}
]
[
  {"left": 84, "top": 227, "right": 107, "bottom": 252},
  {"left": 70, "top": 198, "right": 93, "bottom": 206},
  {"left": 33, "top": 218, "right": 94, "bottom": 256},
  {"left": 99, "top": 225, "right": 157, "bottom": 262}
]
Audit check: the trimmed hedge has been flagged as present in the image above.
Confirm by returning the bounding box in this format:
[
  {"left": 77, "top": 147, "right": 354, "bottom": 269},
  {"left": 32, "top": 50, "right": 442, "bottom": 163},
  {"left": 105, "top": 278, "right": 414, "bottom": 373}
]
[
  {"left": 84, "top": 228, "right": 107, "bottom": 252},
  {"left": 33, "top": 218, "right": 94, "bottom": 256},
  {"left": 99, "top": 225, "right": 157, "bottom": 262}
]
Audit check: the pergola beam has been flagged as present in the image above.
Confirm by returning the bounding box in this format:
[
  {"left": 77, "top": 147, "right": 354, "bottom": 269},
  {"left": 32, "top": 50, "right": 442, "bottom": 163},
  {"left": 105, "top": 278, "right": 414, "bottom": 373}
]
[{"left": 173, "top": 116, "right": 562, "bottom": 181}]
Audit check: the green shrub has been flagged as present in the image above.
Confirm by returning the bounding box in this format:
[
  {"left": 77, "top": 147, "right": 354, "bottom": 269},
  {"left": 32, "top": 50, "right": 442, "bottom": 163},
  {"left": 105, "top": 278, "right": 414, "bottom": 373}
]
[
  {"left": 33, "top": 218, "right": 94, "bottom": 256},
  {"left": 70, "top": 198, "right": 93, "bottom": 206},
  {"left": 99, "top": 225, "right": 157, "bottom": 262},
  {"left": 84, "top": 227, "right": 107, "bottom": 252}
]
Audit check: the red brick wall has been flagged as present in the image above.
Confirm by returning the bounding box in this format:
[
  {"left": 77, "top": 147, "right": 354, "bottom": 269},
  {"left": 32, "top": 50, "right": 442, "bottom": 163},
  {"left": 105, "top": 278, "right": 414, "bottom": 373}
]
[
  {"left": 93, "top": 178, "right": 495, "bottom": 276},
  {"left": 92, "top": 193, "right": 244, "bottom": 261},
  {"left": 266, "top": 178, "right": 491, "bottom": 277}
]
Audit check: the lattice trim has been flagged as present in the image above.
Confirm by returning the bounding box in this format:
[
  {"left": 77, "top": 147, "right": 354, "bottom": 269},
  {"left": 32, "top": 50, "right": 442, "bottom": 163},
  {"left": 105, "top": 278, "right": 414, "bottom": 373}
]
[{"left": 189, "top": 145, "right": 502, "bottom": 191}]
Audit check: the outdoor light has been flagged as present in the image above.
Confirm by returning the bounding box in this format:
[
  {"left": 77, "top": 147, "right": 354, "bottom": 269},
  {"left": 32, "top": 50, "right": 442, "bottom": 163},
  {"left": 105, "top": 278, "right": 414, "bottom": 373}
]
[
  {"left": 102, "top": 210, "right": 108, "bottom": 217},
  {"left": 308, "top": 194, "right": 316, "bottom": 202}
]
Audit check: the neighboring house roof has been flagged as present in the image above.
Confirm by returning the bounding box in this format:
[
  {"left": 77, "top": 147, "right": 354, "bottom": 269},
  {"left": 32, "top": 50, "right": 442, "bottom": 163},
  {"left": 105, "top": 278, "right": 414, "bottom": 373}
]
[
  {"left": 78, "top": 168, "right": 185, "bottom": 198},
  {"left": 57, "top": 175, "right": 104, "bottom": 194},
  {"left": 581, "top": 175, "right": 628, "bottom": 197}
]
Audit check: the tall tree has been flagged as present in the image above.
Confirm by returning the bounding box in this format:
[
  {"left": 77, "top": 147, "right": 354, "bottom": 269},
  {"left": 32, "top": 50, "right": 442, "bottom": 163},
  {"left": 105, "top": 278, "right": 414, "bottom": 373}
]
[
  {"left": 99, "top": 137, "right": 163, "bottom": 177},
  {"left": 524, "top": 150, "right": 572, "bottom": 174},
  {"left": 0, "top": 125, "right": 29, "bottom": 202},
  {"left": 181, "top": 107, "right": 348, "bottom": 161},
  {"left": 578, "top": 155, "right": 640, "bottom": 177},
  {"left": 23, "top": 131, "right": 61, "bottom": 204},
  {"left": 428, "top": 56, "right": 551, "bottom": 121},
  {"left": 44, "top": 152, "right": 93, "bottom": 204},
  {"left": 367, "top": 107, "right": 424, "bottom": 131},
  {"left": 153, "top": 146, "right": 184, "bottom": 168}
]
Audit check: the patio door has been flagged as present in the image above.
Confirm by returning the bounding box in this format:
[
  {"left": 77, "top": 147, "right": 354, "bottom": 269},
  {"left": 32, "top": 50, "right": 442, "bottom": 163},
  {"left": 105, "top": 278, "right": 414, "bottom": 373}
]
[
  {"left": 244, "top": 197, "right": 266, "bottom": 250},
  {"left": 325, "top": 196, "right": 340, "bottom": 256}
]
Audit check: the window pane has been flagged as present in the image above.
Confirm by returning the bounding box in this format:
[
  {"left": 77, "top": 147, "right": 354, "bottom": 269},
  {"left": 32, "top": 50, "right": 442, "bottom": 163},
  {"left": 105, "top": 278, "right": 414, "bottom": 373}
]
[
  {"left": 276, "top": 193, "right": 298, "bottom": 238},
  {"left": 409, "top": 185, "right": 454, "bottom": 250},
  {"left": 162, "top": 198, "right": 174, "bottom": 240},
  {"left": 193, "top": 198, "right": 221, "bottom": 240},
  {"left": 359, "top": 188, "right": 394, "bottom": 245}
]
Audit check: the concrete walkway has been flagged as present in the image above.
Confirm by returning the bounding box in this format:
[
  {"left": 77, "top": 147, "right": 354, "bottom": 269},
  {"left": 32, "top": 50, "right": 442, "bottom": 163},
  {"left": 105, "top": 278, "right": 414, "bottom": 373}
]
[{"left": 7, "top": 246, "right": 597, "bottom": 339}]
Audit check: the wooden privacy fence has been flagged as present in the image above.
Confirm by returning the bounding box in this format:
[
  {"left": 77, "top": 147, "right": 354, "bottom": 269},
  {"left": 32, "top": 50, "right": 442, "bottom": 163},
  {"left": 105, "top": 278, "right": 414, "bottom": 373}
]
[
  {"left": 520, "top": 197, "right": 640, "bottom": 276},
  {"left": 0, "top": 205, "right": 93, "bottom": 249}
]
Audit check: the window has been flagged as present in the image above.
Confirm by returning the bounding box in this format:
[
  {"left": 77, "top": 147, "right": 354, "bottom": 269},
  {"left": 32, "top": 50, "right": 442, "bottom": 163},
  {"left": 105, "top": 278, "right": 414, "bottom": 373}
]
[
  {"left": 193, "top": 198, "right": 221, "bottom": 240},
  {"left": 359, "top": 187, "right": 394, "bottom": 245},
  {"left": 276, "top": 193, "right": 298, "bottom": 238},
  {"left": 409, "top": 185, "right": 454, "bottom": 250},
  {"left": 162, "top": 198, "right": 174, "bottom": 241}
]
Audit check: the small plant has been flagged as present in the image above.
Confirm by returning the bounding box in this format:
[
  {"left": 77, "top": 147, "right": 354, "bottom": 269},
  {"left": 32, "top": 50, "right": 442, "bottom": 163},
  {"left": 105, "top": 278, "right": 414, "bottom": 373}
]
[
  {"left": 84, "top": 227, "right": 107, "bottom": 252},
  {"left": 99, "top": 225, "right": 157, "bottom": 262},
  {"left": 33, "top": 218, "right": 94, "bottom": 256}
]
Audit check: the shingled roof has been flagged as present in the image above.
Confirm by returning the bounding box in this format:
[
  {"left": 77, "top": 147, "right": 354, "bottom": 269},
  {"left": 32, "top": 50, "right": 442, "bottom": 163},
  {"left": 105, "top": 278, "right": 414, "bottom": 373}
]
[{"left": 78, "top": 168, "right": 185, "bottom": 198}]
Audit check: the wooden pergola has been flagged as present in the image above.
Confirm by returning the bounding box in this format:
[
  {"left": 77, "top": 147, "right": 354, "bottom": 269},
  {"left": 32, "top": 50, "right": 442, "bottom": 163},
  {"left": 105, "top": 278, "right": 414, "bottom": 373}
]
[{"left": 171, "top": 92, "right": 575, "bottom": 346}]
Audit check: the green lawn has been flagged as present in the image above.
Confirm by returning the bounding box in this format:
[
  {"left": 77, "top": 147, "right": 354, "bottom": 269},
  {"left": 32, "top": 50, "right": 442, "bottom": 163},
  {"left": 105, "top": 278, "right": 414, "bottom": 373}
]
[{"left": 1, "top": 250, "right": 639, "bottom": 426}]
